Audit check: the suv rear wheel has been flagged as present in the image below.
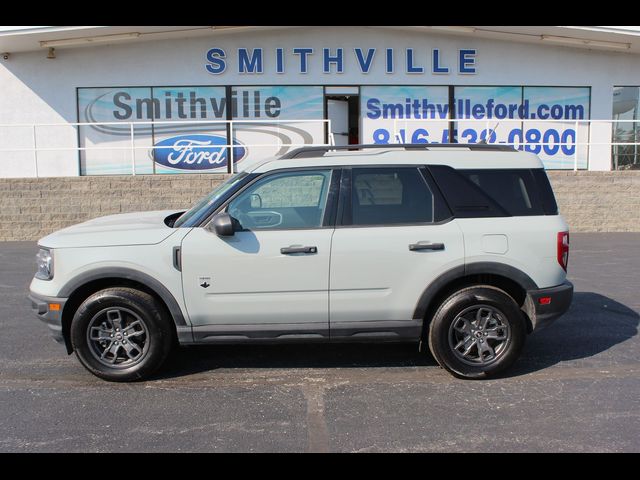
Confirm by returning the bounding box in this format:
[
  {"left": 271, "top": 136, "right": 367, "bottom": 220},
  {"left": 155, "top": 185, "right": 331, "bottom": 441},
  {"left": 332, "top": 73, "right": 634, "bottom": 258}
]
[
  {"left": 70, "top": 287, "right": 174, "bottom": 382},
  {"left": 427, "top": 286, "right": 526, "bottom": 379}
]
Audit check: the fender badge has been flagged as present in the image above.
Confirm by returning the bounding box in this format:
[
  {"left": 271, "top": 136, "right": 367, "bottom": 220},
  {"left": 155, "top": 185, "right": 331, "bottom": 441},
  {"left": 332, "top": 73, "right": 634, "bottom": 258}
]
[{"left": 198, "top": 276, "right": 211, "bottom": 289}]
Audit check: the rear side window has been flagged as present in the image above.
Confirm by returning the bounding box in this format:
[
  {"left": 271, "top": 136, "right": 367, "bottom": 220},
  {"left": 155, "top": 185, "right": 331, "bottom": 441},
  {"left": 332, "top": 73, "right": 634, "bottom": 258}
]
[
  {"left": 459, "top": 169, "right": 544, "bottom": 216},
  {"left": 428, "top": 166, "right": 555, "bottom": 217},
  {"left": 349, "top": 167, "right": 437, "bottom": 225},
  {"left": 428, "top": 165, "right": 508, "bottom": 218}
]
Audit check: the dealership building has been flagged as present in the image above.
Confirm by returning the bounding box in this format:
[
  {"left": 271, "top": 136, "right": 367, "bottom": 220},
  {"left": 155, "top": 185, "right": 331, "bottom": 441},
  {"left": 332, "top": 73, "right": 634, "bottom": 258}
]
[{"left": 0, "top": 26, "right": 640, "bottom": 239}]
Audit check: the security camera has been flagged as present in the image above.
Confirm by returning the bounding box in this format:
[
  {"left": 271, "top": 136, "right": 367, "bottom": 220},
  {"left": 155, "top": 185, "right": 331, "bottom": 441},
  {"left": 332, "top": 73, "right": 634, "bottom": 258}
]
[{"left": 2, "top": 53, "right": 9, "bottom": 60}]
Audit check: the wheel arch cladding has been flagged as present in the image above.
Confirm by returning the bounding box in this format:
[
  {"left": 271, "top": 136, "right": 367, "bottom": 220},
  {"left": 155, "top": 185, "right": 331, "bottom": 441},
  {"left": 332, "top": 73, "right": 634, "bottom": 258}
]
[
  {"left": 58, "top": 268, "right": 186, "bottom": 354},
  {"left": 413, "top": 262, "right": 537, "bottom": 336}
]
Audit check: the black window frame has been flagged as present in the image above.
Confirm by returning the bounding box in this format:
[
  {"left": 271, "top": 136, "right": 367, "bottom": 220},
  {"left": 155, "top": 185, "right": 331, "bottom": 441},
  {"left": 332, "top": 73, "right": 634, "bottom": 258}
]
[
  {"left": 336, "top": 165, "right": 453, "bottom": 228},
  {"left": 530, "top": 168, "right": 559, "bottom": 215}
]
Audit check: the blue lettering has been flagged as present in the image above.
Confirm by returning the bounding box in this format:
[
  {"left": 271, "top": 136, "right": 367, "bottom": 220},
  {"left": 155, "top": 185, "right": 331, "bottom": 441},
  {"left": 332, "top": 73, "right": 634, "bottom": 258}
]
[
  {"left": 367, "top": 98, "right": 381, "bottom": 119},
  {"left": 561, "top": 129, "right": 576, "bottom": 155},
  {"left": 543, "top": 129, "right": 560, "bottom": 155},
  {"left": 354, "top": 48, "right": 376, "bottom": 73},
  {"left": 276, "top": 48, "right": 284, "bottom": 74},
  {"left": 525, "top": 128, "right": 542, "bottom": 154},
  {"left": 293, "top": 48, "right": 313, "bottom": 73},
  {"left": 412, "top": 129, "right": 429, "bottom": 143},
  {"left": 373, "top": 128, "right": 390, "bottom": 144},
  {"left": 238, "top": 48, "right": 263, "bottom": 74},
  {"left": 323, "top": 48, "right": 344, "bottom": 74},
  {"left": 406, "top": 48, "right": 424, "bottom": 73},
  {"left": 538, "top": 104, "right": 550, "bottom": 120},
  {"left": 386, "top": 48, "right": 394, "bottom": 74},
  {"left": 205, "top": 48, "right": 226, "bottom": 75},
  {"left": 459, "top": 49, "right": 477, "bottom": 74},
  {"left": 432, "top": 49, "right": 449, "bottom": 74}
]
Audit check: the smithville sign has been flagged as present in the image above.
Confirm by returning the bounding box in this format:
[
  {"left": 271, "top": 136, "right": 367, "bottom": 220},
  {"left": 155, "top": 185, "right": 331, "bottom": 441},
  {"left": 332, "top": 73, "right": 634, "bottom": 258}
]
[{"left": 205, "top": 47, "right": 478, "bottom": 75}]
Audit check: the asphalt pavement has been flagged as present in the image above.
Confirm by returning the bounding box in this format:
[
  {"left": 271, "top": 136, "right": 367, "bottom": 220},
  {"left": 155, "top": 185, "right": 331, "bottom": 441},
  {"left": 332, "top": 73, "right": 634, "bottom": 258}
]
[{"left": 0, "top": 233, "right": 638, "bottom": 452}]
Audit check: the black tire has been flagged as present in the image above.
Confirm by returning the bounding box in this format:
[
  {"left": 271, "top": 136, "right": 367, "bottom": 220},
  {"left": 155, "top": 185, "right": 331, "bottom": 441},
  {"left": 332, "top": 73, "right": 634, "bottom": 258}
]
[
  {"left": 427, "top": 286, "right": 526, "bottom": 379},
  {"left": 70, "top": 287, "right": 174, "bottom": 382}
]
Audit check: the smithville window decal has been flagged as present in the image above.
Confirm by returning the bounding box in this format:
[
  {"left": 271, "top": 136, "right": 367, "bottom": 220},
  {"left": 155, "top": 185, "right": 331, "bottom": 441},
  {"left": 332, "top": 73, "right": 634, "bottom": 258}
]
[
  {"left": 361, "top": 85, "right": 590, "bottom": 169},
  {"left": 77, "top": 86, "right": 324, "bottom": 175}
]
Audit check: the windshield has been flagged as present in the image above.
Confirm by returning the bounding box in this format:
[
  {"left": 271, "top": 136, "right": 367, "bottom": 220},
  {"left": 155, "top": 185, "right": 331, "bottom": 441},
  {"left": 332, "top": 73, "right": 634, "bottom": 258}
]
[{"left": 173, "top": 172, "right": 250, "bottom": 228}]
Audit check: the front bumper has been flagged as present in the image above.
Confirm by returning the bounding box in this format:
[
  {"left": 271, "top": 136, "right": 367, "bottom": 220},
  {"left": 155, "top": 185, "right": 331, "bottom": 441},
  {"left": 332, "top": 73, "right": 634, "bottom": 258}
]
[
  {"left": 28, "top": 291, "right": 68, "bottom": 344},
  {"left": 524, "top": 281, "right": 574, "bottom": 331}
]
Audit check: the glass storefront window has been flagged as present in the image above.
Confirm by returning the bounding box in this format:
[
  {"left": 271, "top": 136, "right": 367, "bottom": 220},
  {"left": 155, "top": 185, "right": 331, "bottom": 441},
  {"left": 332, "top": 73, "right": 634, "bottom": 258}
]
[
  {"left": 454, "top": 86, "right": 522, "bottom": 145},
  {"left": 522, "top": 87, "right": 590, "bottom": 170},
  {"left": 612, "top": 86, "right": 640, "bottom": 170},
  {"left": 230, "top": 86, "right": 325, "bottom": 171},
  {"left": 77, "top": 85, "right": 325, "bottom": 175},
  {"left": 360, "top": 86, "right": 450, "bottom": 145},
  {"left": 453, "top": 86, "right": 590, "bottom": 169},
  {"left": 78, "top": 84, "right": 593, "bottom": 175},
  {"left": 78, "top": 86, "right": 227, "bottom": 175}
]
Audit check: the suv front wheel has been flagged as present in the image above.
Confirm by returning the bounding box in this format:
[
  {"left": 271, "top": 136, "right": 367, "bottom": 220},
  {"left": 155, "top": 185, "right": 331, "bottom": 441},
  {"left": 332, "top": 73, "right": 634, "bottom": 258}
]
[
  {"left": 70, "top": 287, "right": 174, "bottom": 382},
  {"left": 427, "top": 286, "right": 526, "bottom": 379}
]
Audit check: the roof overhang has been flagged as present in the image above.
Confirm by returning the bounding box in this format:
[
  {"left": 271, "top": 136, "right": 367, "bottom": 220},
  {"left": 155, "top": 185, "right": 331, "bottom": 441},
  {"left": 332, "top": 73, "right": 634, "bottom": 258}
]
[
  {"left": 0, "top": 26, "right": 295, "bottom": 54},
  {"left": 1, "top": 26, "right": 640, "bottom": 55}
]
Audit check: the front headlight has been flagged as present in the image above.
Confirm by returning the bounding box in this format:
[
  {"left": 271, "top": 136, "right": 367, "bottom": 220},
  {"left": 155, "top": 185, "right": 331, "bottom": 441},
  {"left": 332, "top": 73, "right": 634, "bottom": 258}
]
[{"left": 35, "top": 248, "right": 54, "bottom": 280}]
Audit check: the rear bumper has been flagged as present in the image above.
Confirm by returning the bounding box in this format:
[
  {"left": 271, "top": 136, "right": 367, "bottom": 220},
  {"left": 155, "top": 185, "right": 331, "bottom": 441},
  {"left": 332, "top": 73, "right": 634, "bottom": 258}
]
[
  {"left": 524, "top": 281, "right": 574, "bottom": 331},
  {"left": 28, "top": 291, "right": 68, "bottom": 344}
]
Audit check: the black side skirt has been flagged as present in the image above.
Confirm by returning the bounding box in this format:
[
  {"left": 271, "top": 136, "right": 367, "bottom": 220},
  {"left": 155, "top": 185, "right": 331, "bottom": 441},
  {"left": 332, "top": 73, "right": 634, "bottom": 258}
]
[{"left": 179, "top": 320, "right": 422, "bottom": 345}]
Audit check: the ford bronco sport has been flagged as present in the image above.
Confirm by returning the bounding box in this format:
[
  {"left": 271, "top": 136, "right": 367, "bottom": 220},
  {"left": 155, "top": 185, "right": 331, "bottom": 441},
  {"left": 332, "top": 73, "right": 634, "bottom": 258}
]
[{"left": 29, "top": 144, "right": 573, "bottom": 381}]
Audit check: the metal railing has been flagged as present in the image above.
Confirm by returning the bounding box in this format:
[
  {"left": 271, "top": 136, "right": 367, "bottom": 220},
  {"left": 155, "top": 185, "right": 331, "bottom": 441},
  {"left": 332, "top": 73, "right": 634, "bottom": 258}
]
[
  {"left": 1, "top": 117, "right": 640, "bottom": 176},
  {"left": 391, "top": 118, "right": 640, "bottom": 171},
  {"left": 0, "top": 119, "right": 333, "bottom": 177}
]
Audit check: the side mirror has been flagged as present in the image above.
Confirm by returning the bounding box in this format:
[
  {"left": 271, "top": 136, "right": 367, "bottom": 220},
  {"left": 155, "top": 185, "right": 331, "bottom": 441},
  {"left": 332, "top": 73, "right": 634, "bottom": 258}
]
[{"left": 210, "top": 213, "right": 235, "bottom": 236}]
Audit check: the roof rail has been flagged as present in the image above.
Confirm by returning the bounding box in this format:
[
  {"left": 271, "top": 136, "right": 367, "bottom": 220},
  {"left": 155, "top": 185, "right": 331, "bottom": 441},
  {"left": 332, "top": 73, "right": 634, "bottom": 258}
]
[{"left": 279, "top": 143, "right": 517, "bottom": 159}]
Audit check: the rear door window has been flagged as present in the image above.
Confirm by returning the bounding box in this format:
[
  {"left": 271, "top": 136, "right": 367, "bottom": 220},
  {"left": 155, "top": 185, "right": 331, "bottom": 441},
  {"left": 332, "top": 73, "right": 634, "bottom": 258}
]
[{"left": 348, "top": 167, "right": 437, "bottom": 225}]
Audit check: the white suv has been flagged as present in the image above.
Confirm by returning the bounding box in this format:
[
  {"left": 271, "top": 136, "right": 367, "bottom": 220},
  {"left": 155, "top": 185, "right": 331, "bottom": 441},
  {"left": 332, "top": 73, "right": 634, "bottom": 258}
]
[{"left": 29, "top": 144, "right": 573, "bottom": 381}]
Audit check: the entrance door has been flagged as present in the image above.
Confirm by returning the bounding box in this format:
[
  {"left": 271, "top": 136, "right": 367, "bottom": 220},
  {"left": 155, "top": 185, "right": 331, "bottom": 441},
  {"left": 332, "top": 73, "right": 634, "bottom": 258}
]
[
  {"left": 326, "top": 91, "right": 359, "bottom": 146},
  {"left": 327, "top": 98, "right": 350, "bottom": 146},
  {"left": 180, "top": 168, "right": 339, "bottom": 339}
]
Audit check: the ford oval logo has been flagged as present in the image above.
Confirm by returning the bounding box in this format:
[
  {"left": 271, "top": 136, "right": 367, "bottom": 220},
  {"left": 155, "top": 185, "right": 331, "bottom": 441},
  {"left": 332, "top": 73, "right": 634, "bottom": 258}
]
[{"left": 153, "top": 134, "right": 247, "bottom": 170}]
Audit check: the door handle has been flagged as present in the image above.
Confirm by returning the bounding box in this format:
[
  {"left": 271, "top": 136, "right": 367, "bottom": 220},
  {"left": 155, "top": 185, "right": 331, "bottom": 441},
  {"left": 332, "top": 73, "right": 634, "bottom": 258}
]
[
  {"left": 281, "top": 245, "right": 318, "bottom": 254},
  {"left": 409, "top": 242, "right": 445, "bottom": 251}
]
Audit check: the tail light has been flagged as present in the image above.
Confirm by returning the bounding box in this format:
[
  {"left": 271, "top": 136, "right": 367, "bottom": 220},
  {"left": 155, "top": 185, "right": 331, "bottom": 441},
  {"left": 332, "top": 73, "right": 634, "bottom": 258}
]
[{"left": 557, "top": 231, "right": 569, "bottom": 271}]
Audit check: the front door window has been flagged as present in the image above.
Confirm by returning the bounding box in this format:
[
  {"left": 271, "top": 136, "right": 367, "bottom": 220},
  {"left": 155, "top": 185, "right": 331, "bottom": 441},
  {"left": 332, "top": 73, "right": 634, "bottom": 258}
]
[{"left": 227, "top": 170, "right": 333, "bottom": 230}]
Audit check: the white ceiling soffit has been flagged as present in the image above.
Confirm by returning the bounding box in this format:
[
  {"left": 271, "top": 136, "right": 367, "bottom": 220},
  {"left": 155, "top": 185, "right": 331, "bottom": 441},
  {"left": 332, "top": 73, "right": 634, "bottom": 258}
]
[
  {"left": 391, "top": 26, "right": 640, "bottom": 53},
  {"left": 1, "top": 26, "right": 640, "bottom": 54},
  {"left": 0, "top": 26, "right": 299, "bottom": 53}
]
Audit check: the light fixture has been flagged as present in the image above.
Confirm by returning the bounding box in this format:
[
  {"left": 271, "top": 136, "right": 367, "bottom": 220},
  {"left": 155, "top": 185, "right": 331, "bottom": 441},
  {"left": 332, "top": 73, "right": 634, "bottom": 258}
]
[
  {"left": 40, "top": 32, "right": 141, "bottom": 48},
  {"left": 46, "top": 47, "right": 55, "bottom": 59},
  {"left": 427, "top": 26, "right": 477, "bottom": 34},
  {"left": 541, "top": 35, "right": 630, "bottom": 50}
]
